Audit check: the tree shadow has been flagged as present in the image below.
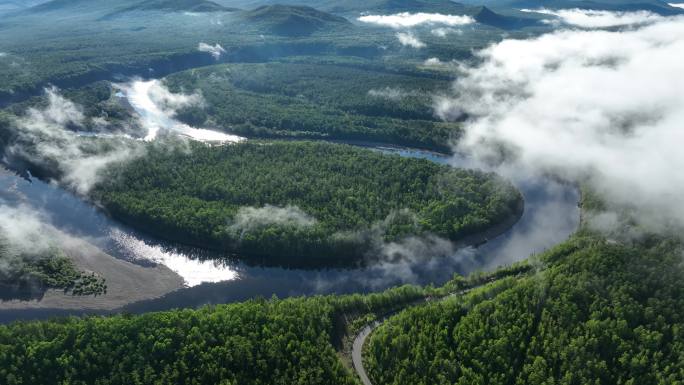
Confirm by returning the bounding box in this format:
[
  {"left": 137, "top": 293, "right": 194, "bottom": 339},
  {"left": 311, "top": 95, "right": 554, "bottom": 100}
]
[{"left": 0, "top": 282, "right": 48, "bottom": 302}]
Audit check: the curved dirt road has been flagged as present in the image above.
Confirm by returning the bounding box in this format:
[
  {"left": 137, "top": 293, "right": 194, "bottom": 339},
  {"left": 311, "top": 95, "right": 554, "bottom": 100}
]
[
  {"left": 352, "top": 319, "right": 384, "bottom": 385},
  {"left": 351, "top": 287, "right": 482, "bottom": 385}
]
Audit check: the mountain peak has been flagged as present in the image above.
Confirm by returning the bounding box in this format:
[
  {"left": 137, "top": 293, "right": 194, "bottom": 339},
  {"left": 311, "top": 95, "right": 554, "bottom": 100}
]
[
  {"left": 473, "top": 5, "right": 539, "bottom": 29},
  {"left": 242, "top": 4, "right": 350, "bottom": 36}
]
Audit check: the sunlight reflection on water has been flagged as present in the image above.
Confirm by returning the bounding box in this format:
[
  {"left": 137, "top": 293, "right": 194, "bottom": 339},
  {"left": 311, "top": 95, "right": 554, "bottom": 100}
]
[
  {"left": 120, "top": 79, "right": 244, "bottom": 143},
  {"left": 109, "top": 229, "right": 238, "bottom": 287}
]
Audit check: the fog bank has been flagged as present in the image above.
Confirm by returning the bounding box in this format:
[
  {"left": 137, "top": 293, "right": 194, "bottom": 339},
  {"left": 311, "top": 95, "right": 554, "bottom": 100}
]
[
  {"left": 435, "top": 15, "right": 684, "bottom": 233},
  {"left": 521, "top": 8, "right": 663, "bottom": 28}
]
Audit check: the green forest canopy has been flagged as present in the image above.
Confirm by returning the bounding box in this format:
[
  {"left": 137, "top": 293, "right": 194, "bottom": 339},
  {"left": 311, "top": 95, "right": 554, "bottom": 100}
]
[
  {"left": 1, "top": 228, "right": 681, "bottom": 384},
  {"left": 364, "top": 230, "right": 684, "bottom": 385},
  {"left": 0, "top": 284, "right": 429, "bottom": 385},
  {"left": 93, "top": 140, "right": 521, "bottom": 264},
  {"left": 165, "top": 62, "right": 460, "bottom": 151}
]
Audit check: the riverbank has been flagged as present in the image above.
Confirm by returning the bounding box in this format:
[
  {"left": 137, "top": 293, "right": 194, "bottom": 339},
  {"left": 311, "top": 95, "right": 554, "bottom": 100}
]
[
  {"left": 0, "top": 224, "right": 184, "bottom": 312},
  {"left": 0, "top": 144, "right": 578, "bottom": 323}
]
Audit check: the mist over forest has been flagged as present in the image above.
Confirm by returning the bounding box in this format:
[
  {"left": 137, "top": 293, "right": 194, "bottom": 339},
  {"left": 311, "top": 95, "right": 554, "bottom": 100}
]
[{"left": 0, "top": 0, "right": 683, "bottom": 384}]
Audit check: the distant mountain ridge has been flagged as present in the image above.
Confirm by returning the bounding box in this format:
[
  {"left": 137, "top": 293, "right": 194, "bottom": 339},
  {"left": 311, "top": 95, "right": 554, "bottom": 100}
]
[
  {"left": 473, "top": 5, "right": 541, "bottom": 28},
  {"left": 116, "top": 0, "right": 238, "bottom": 12},
  {"left": 0, "top": 0, "right": 48, "bottom": 14},
  {"left": 216, "top": 0, "right": 472, "bottom": 14},
  {"left": 328, "top": 0, "right": 470, "bottom": 13},
  {"left": 23, "top": 0, "right": 238, "bottom": 15},
  {"left": 241, "top": 4, "right": 351, "bottom": 35}
]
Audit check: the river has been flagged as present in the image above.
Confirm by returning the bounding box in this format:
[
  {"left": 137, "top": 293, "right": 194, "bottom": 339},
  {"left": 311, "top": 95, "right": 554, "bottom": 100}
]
[{"left": 0, "top": 80, "right": 580, "bottom": 322}]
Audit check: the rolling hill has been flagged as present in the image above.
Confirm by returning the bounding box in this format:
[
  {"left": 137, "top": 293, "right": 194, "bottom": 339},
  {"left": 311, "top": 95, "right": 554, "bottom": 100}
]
[
  {"left": 241, "top": 4, "right": 351, "bottom": 35},
  {"left": 23, "top": 0, "right": 238, "bottom": 16},
  {"left": 325, "top": 0, "right": 471, "bottom": 14},
  {"left": 114, "top": 0, "right": 238, "bottom": 13},
  {"left": 473, "top": 5, "right": 542, "bottom": 28}
]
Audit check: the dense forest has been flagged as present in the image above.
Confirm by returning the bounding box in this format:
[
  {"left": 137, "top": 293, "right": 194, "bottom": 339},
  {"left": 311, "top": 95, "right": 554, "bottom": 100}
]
[
  {"left": 0, "top": 284, "right": 429, "bottom": 385},
  {"left": 3, "top": 226, "right": 682, "bottom": 384},
  {"left": 364, "top": 229, "right": 684, "bottom": 384},
  {"left": 92, "top": 141, "right": 521, "bottom": 265},
  {"left": 165, "top": 62, "right": 459, "bottom": 151},
  {"left": 0, "top": 0, "right": 516, "bottom": 106},
  {"left": 2, "top": 186, "right": 683, "bottom": 384}
]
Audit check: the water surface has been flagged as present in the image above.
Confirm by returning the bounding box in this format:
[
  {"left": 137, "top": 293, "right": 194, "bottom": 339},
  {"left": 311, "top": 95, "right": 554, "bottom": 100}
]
[
  {"left": 0, "top": 147, "right": 578, "bottom": 322},
  {"left": 0, "top": 79, "right": 580, "bottom": 322}
]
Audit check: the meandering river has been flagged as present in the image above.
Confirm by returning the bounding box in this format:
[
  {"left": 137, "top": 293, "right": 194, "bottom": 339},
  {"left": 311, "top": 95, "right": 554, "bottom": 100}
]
[{"left": 0, "top": 80, "right": 580, "bottom": 322}]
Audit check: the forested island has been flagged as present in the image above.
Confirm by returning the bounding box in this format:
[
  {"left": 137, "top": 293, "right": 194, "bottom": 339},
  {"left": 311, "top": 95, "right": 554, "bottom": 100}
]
[{"left": 92, "top": 141, "right": 522, "bottom": 265}]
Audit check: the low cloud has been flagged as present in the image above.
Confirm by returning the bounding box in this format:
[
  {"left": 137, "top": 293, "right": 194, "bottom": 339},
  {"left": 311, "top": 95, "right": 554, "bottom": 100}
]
[
  {"left": 521, "top": 8, "right": 663, "bottom": 28},
  {"left": 378, "top": 234, "right": 455, "bottom": 262},
  {"left": 228, "top": 205, "right": 316, "bottom": 235},
  {"left": 359, "top": 12, "right": 473, "bottom": 28},
  {"left": 435, "top": 16, "right": 684, "bottom": 233},
  {"left": 396, "top": 32, "right": 425, "bottom": 48},
  {"left": 424, "top": 58, "right": 461, "bottom": 71},
  {"left": 144, "top": 80, "right": 204, "bottom": 112},
  {"left": 333, "top": 209, "right": 456, "bottom": 264},
  {"left": 5, "top": 87, "right": 143, "bottom": 195},
  {"left": 198, "top": 42, "right": 226, "bottom": 60},
  {"left": 314, "top": 209, "right": 468, "bottom": 289},
  {"left": 670, "top": 3, "right": 684, "bottom": 9},
  {"left": 423, "top": 57, "right": 456, "bottom": 67},
  {"left": 0, "top": 204, "right": 55, "bottom": 258},
  {"left": 305, "top": 175, "right": 578, "bottom": 291},
  {"left": 0, "top": 202, "right": 70, "bottom": 286},
  {"left": 431, "top": 27, "right": 462, "bottom": 37},
  {"left": 368, "top": 87, "right": 416, "bottom": 100},
  {"left": 27, "top": 86, "right": 85, "bottom": 127}
]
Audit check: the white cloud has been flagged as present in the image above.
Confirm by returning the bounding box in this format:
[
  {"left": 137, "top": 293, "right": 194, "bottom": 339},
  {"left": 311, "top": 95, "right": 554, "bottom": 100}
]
[
  {"left": 424, "top": 57, "right": 444, "bottom": 66},
  {"left": 435, "top": 16, "right": 684, "bottom": 233},
  {"left": 378, "top": 234, "right": 455, "bottom": 262},
  {"left": 144, "top": 79, "right": 204, "bottom": 112},
  {"left": 431, "top": 27, "right": 462, "bottom": 37},
  {"left": 228, "top": 205, "right": 316, "bottom": 235},
  {"left": 8, "top": 87, "right": 143, "bottom": 195},
  {"left": 669, "top": 3, "right": 684, "bottom": 9},
  {"left": 3, "top": 81, "right": 240, "bottom": 198},
  {"left": 368, "top": 87, "right": 414, "bottom": 100},
  {"left": 0, "top": 204, "right": 56, "bottom": 258},
  {"left": 521, "top": 8, "right": 663, "bottom": 28},
  {"left": 396, "top": 32, "right": 425, "bottom": 48},
  {"left": 197, "top": 42, "right": 226, "bottom": 60},
  {"left": 0, "top": 203, "right": 65, "bottom": 280},
  {"left": 423, "top": 57, "right": 458, "bottom": 68},
  {"left": 359, "top": 12, "right": 473, "bottom": 28}
]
